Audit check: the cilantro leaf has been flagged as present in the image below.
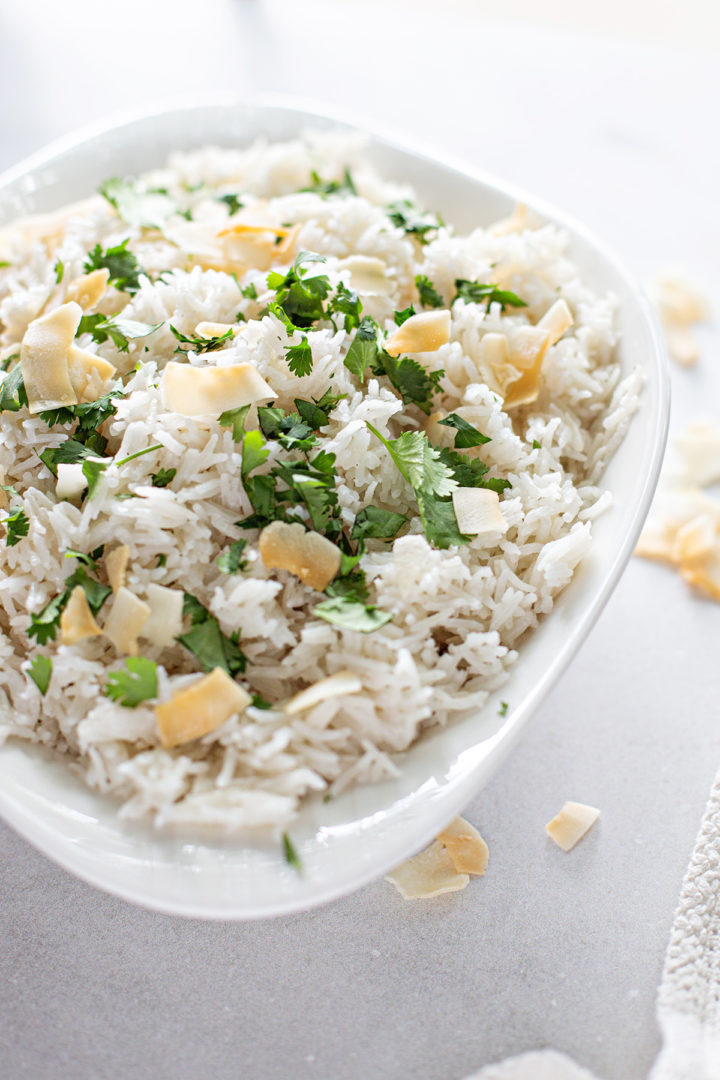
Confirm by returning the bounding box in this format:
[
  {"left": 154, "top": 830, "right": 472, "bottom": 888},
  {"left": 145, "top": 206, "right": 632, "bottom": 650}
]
[
  {"left": 84, "top": 239, "right": 145, "bottom": 295},
  {"left": 28, "top": 566, "right": 111, "bottom": 645},
  {"left": 251, "top": 692, "right": 272, "bottom": 710},
  {"left": 64, "top": 547, "right": 102, "bottom": 569},
  {"left": 38, "top": 389, "right": 123, "bottom": 456},
  {"left": 241, "top": 430, "right": 270, "bottom": 478},
  {"left": 170, "top": 325, "right": 233, "bottom": 354},
  {"left": 328, "top": 282, "right": 362, "bottom": 332},
  {"left": 393, "top": 306, "right": 416, "bottom": 326},
  {"left": 217, "top": 540, "right": 248, "bottom": 575},
  {"left": 375, "top": 353, "right": 443, "bottom": 415},
  {"left": 415, "top": 274, "right": 444, "bottom": 308},
  {"left": 241, "top": 282, "right": 258, "bottom": 300},
  {"left": 27, "top": 655, "right": 52, "bottom": 695},
  {"left": 105, "top": 657, "right": 158, "bottom": 708},
  {"left": 151, "top": 467, "right": 176, "bottom": 488},
  {"left": 77, "top": 313, "right": 162, "bottom": 353},
  {"left": 266, "top": 251, "right": 330, "bottom": 328},
  {"left": 99, "top": 177, "right": 177, "bottom": 229},
  {"left": 454, "top": 280, "right": 527, "bottom": 310},
  {"left": 285, "top": 336, "right": 313, "bottom": 377},
  {"left": 219, "top": 405, "right": 250, "bottom": 441},
  {"left": 39, "top": 439, "right": 99, "bottom": 477},
  {"left": 294, "top": 388, "right": 344, "bottom": 430},
  {"left": 4, "top": 506, "right": 28, "bottom": 546},
  {"left": 351, "top": 506, "right": 407, "bottom": 541},
  {"left": 302, "top": 168, "right": 357, "bottom": 198},
  {"left": 0, "top": 367, "right": 28, "bottom": 413},
  {"left": 217, "top": 193, "right": 243, "bottom": 215},
  {"left": 54, "top": 259, "right": 64, "bottom": 284},
  {"left": 344, "top": 317, "right": 379, "bottom": 381},
  {"left": 386, "top": 200, "right": 443, "bottom": 243},
  {"left": 82, "top": 457, "right": 109, "bottom": 497},
  {"left": 436, "top": 445, "right": 511, "bottom": 493},
  {"left": 314, "top": 597, "right": 393, "bottom": 633},
  {"left": 0, "top": 351, "right": 18, "bottom": 373},
  {"left": 177, "top": 592, "right": 246, "bottom": 676},
  {"left": 438, "top": 413, "right": 491, "bottom": 448}
]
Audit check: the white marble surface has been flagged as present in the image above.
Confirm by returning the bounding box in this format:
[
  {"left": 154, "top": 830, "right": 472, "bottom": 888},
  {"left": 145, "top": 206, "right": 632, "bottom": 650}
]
[{"left": 0, "top": 5, "right": 718, "bottom": 1078}]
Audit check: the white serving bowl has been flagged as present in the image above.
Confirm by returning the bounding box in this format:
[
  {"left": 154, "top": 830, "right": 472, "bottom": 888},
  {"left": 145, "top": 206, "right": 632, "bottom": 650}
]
[{"left": 0, "top": 97, "right": 669, "bottom": 919}]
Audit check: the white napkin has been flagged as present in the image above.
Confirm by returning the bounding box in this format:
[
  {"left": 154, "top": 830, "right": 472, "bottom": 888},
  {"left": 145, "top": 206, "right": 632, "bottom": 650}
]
[{"left": 650, "top": 767, "right": 720, "bottom": 1080}]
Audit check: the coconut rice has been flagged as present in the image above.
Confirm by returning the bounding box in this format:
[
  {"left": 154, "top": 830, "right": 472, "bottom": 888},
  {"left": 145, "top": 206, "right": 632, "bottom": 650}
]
[{"left": 0, "top": 132, "right": 642, "bottom": 831}]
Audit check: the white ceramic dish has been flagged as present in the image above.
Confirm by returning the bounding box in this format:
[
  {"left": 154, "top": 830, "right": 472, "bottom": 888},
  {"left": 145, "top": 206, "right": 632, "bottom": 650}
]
[{"left": 0, "top": 97, "right": 669, "bottom": 919}]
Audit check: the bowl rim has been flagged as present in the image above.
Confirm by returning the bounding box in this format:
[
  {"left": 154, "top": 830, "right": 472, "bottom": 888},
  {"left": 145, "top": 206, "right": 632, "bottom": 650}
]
[{"left": 0, "top": 93, "right": 670, "bottom": 918}]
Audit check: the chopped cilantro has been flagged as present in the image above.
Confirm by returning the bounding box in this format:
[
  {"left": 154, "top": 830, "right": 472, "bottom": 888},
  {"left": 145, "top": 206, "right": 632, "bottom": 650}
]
[
  {"left": 219, "top": 405, "right": 250, "bottom": 441},
  {"left": 99, "top": 177, "right": 176, "bottom": 229},
  {"left": 82, "top": 458, "right": 109, "bottom": 498},
  {"left": 151, "top": 467, "right": 176, "bottom": 488},
  {"left": 386, "top": 200, "right": 443, "bottom": 243},
  {"left": 0, "top": 351, "right": 18, "bottom": 373},
  {"left": 27, "top": 654, "right": 52, "bottom": 695},
  {"left": 64, "top": 548, "right": 102, "bottom": 569},
  {"left": 177, "top": 592, "right": 246, "bottom": 676},
  {"left": 251, "top": 692, "right": 272, "bottom": 710},
  {"left": 376, "top": 352, "right": 443, "bottom": 415},
  {"left": 285, "top": 336, "right": 313, "bottom": 377},
  {"left": 366, "top": 424, "right": 468, "bottom": 549},
  {"left": 328, "top": 282, "right": 362, "bottom": 332},
  {"left": 393, "top": 306, "right": 416, "bottom": 326},
  {"left": 498, "top": 701, "right": 509, "bottom": 717},
  {"left": 266, "top": 251, "right": 330, "bottom": 328},
  {"left": 217, "top": 540, "right": 248, "bottom": 574},
  {"left": 350, "top": 506, "right": 407, "bottom": 541},
  {"left": 241, "top": 282, "right": 258, "bottom": 300},
  {"left": 438, "top": 413, "right": 491, "bottom": 448},
  {"left": 436, "top": 445, "right": 511, "bottom": 494},
  {"left": 343, "top": 317, "right": 379, "bottom": 381},
  {"left": 0, "top": 367, "right": 28, "bottom": 413},
  {"left": 282, "top": 831, "right": 302, "bottom": 871},
  {"left": 415, "top": 274, "right": 444, "bottom": 309},
  {"left": 105, "top": 657, "right": 158, "bottom": 708},
  {"left": 170, "top": 325, "right": 233, "bottom": 354},
  {"left": 217, "top": 193, "right": 243, "bottom": 215},
  {"left": 39, "top": 389, "right": 123, "bottom": 456},
  {"left": 0, "top": 260, "right": 10, "bottom": 269},
  {"left": 156, "top": 553, "right": 167, "bottom": 568},
  {"left": 314, "top": 596, "right": 393, "bottom": 633},
  {"left": 294, "top": 388, "right": 344, "bottom": 430},
  {"left": 40, "top": 439, "right": 99, "bottom": 477},
  {"left": 532, "top": 439, "right": 541, "bottom": 449},
  {"left": 84, "top": 239, "right": 145, "bottom": 295},
  {"left": 53, "top": 259, "right": 64, "bottom": 284},
  {"left": 115, "top": 444, "right": 163, "bottom": 467},
  {"left": 302, "top": 168, "right": 357, "bottom": 198},
  {"left": 454, "top": 280, "right": 527, "bottom": 310},
  {"left": 77, "top": 312, "right": 162, "bottom": 353},
  {"left": 4, "top": 506, "right": 28, "bottom": 546},
  {"left": 28, "top": 566, "right": 111, "bottom": 645}
]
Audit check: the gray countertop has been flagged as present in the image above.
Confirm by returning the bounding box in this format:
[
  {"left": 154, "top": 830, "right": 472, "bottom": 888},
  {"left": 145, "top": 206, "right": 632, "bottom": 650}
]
[{"left": 0, "top": 6, "right": 717, "bottom": 1078}]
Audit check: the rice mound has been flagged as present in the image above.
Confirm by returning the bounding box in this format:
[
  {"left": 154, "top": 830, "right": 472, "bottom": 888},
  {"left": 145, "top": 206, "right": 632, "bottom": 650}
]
[{"left": 0, "top": 133, "right": 641, "bottom": 830}]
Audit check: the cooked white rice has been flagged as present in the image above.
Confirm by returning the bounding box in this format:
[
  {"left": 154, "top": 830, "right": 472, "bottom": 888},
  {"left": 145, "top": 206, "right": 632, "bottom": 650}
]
[{"left": 0, "top": 132, "right": 641, "bottom": 831}]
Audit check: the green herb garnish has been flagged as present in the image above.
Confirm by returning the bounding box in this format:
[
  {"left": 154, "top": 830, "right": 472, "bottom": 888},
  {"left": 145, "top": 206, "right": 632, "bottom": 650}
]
[
  {"left": 27, "top": 655, "right": 52, "bottom": 695},
  {"left": 454, "top": 280, "right": 527, "bottom": 310},
  {"left": 53, "top": 259, "right": 64, "bottom": 284},
  {"left": 266, "top": 251, "right": 330, "bottom": 329},
  {"left": 177, "top": 592, "right": 247, "bottom": 677},
  {"left": 99, "top": 177, "right": 177, "bottom": 229},
  {"left": 105, "top": 657, "right": 158, "bottom": 708},
  {"left": 386, "top": 200, "right": 443, "bottom": 243},
  {"left": 241, "top": 282, "right": 258, "bottom": 300},
  {"left": 170, "top": 325, "right": 233, "bottom": 354},
  {"left": 314, "top": 596, "right": 393, "bottom": 633},
  {"left": 84, "top": 238, "right": 145, "bottom": 295},
  {"left": 28, "top": 566, "right": 111, "bottom": 645},
  {"left": 350, "top": 506, "right": 407, "bottom": 541},
  {"left": 217, "top": 193, "right": 243, "bottom": 215},
  {"left": 302, "top": 168, "right": 357, "bottom": 198},
  {"left": 285, "top": 336, "right": 313, "bottom": 377},
  {"left": 151, "top": 467, "right": 176, "bottom": 488},
  {"left": 77, "top": 312, "right": 162, "bottom": 353},
  {"left": 282, "top": 831, "right": 302, "bottom": 871},
  {"left": 217, "top": 540, "right": 248, "bottom": 575},
  {"left": 0, "top": 367, "right": 28, "bottom": 413},
  {"left": 438, "top": 413, "right": 491, "bottom": 449},
  {"left": 415, "top": 274, "right": 444, "bottom": 308},
  {"left": 4, "top": 506, "right": 28, "bottom": 546},
  {"left": 393, "top": 306, "right": 416, "bottom": 326}
]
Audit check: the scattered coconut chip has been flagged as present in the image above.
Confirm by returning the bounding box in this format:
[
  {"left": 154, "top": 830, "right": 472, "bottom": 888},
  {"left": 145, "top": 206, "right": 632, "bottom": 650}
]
[
  {"left": 546, "top": 801, "right": 600, "bottom": 852},
  {"left": 437, "top": 816, "right": 489, "bottom": 875},
  {"left": 65, "top": 268, "right": 110, "bottom": 310},
  {"left": 338, "top": 255, "right": 393, "bottom": 296},
  {"left": 59, "top": 585, "right": 102, "bottom": 645},
  {"left": 66, "top": 345, "right": 116, "bottom": 403},
  {"left": 155, "top": 667, "right": 251, "bottom": 749},
  {"left": 194, "top": 321, "right": 236, "bottom": 339},
  {"left": 161, "top": 360, "right": 276, "bottom": 414},
  {"left": 141, "top": 584, "right": 184, "bottom": 647},
  {"left": 665, "top": 326, "right": 701, "bottom": 368},
  {"left": 283, "top": 670, "right": 362, "bottom": 715},
  {"left": 104, "top": 544, "right": 130, "bottom": 594},
  {"left": 672, "top": 421, "right": 720, "bottom": 488},
  {"left": 385, "top": 840, "right": 470, "bottom": 899},
  {"left": 680, "top": 551, "right": 720, "bottom": 603},
  {"left": 504, "top": 326, "right": 550, "bottom": 409},
  {"left": 102, "top": 586, "right": 151, "bottom": 656},
  {"left": 56, "top": 462, "right": 88, "bottom": 502},
  {"left": 384, "top": 310, "right": 451, "bottom": 357},
  {"left": 452, "top": 488, "right": 508, "bottom": 539},
  {"left": 489, "top": 202, "right": 528, "bottom": 237},
  {"left": 258, "top": 520, "right": 341, "bottom": 592},
  {"left": 649, "top": 269, "right": 709, "bottom": 367},
  {"left": 20, "top": 301, "right": 82, "bottom": 413}
]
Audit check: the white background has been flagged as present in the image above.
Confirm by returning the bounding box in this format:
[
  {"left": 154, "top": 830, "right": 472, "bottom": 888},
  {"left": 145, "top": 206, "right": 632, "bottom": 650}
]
[{"left": 0, "top": 3, "right": 718, "bottom": 1078}]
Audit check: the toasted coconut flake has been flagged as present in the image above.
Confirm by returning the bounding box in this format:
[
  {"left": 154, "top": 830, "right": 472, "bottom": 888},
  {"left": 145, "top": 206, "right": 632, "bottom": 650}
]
[
  {"left": 194, "top": 321, "right": 236, "bottom": 339},
  {"left": 161, "top": 361, "right": 276, "bottom": 415},
  {"left": 666, "top": 326, "right": 700, "bottom": 368},
  {"left": 384, "top": 310, "right": 451, "bottom": 357},
  {"left": 338, "top": 255, "right": 393, "bottom": 296},
  {"left": 102, "top": 586, "right": 151, "bottom": 656},
  {"left": 546, "top": 801, "right": 600, "bottom": 852},
  {"left": 680, "top": 552, "right": 720, "bottom": 603},
  {"left": 673, "top": 422, "right": 720, "bottom": 488},
  {"left": 283, "top": 670, "right": 362, "bottom": 715},
  {"left": 672, "top": 514, "right": 716, "bottom": 566},
  {"left": 216, "top": 223, "right": 289, "bottom": 241},
  {"left": 385, "top": 840, "right": 469, "bottom": 899},
  {"left": 56, "top": 462, "right": 88, "bottom": 502},
  {"left": 66, "top": 345, "right": 116, "bottom": 403},
  {"left": 438, "top": 816, "right": 489, "bottom": 875},
  {"left": 259, "top": 521, "right": 341, "bottom": 592},
  {"left": 155, "top": 667, "right": 251, "bottom": 749},
  {"left": 105, "top": 544, "right": 130, "bottom": 594},
  {"left": 489, "top": 202, "right": 528, "bottom": 237},
  {"left": 65, "top": 268, "right": 110, "bottom": 311},
  {"left": 636, "top": 489, "right": 720, "bottom": 566},
  {"left": 650, "top": 269, "right": 709, "bottom": 327},
  {"left": 503, "top": 326, "right": 550, "bottom": 409},
  {"left": 0, "top": 198, "right": 104, "bottom": 258},
  {"left": 538, "top": 297, "right": 573, "bottom": 346},
  {"left": 60, "top": 585, "right": 102, "bottom": 645},
  {"left": 20, "top": 301, "right": 82, "bottom": 413},
  {"left": 452, "top": 488, "right": 507, "bottom": 538},
  {"left": 142, "top": 584, "right": 184, "bottom": 647}
]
